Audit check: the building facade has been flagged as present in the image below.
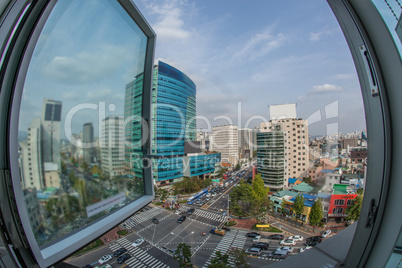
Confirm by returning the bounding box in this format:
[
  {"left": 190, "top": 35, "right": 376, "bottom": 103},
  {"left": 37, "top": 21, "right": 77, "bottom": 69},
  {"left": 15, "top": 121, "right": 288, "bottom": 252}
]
[
  {"left": 83, "top": 122, "right": 94, "bottom": 164},
  {"left": 41, "top": 99, "right": 62, "bottom": 172},
  {"left": 211, "top": 124, "right": 238, "bottom": 165},
  {"left": 101, "top": 116, "right": 125, "bottom": 177},
  {"left": 238, "top": 128, "right": 253, "bottom": 158}
]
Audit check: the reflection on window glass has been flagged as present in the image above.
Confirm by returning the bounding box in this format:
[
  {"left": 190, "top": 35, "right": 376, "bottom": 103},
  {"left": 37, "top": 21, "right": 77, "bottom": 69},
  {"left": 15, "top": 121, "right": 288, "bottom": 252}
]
[
  {"left": 372, "top": 0, "right": 402, "bottom": 58},
  {"left": 18, "top": 0, "right": 148, "bottom": 247}
]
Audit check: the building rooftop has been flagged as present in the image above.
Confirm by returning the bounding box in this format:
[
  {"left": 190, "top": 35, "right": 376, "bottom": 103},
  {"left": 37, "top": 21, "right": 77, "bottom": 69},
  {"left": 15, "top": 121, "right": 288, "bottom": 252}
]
[
  {"left": 292, "top": 182, "right": 314, "bottom": 193},
  {"left": 333, "top": 184, "right": 348, "bottom": 195}
]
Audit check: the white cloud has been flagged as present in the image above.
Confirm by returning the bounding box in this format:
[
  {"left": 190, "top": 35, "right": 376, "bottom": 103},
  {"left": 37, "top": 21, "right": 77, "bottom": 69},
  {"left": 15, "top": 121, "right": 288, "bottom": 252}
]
[
  {"left": 310, "top": 30, "right": 331, "bottom": 42},
  {"left": 41, "top": 45, "right": 129, "bottom": 84},
  {"left": 229, "top": 29, "right": 285, "bottom": 62},
  {"left": 147, "top": 0, "right": 191, "bottom": 41},
  {"left": 310, "top": 84, "right": 343, "bottom": 94}
]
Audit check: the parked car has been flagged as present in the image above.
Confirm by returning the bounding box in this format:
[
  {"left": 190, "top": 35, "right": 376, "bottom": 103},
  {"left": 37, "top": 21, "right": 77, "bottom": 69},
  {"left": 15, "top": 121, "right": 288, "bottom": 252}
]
[
  {"left": 117, "top": 253, "right": 131, "bottom": 264},
  {"left": 246, "top": 247, "right": 262, "bottom": 256},
  {"left": 252, "top": 242, "right": 269, "bottom": 250},
  {"left": 321, "top": 230, "right": 332, "bottom": 237},
  {"left": 98, "top": 254, "right": 112, "bottom": 264},
  {"left": 305, "top": 239, "right": 321, "bottom": 246},
  {"left": 268, "top": 251, "right": 288, "bottom": 260},
  {"left": 132, "top": 238, "right": 144, "bottom": 247},
  {"left": 268, "top": 234, "right": 284, "bottom": 240},
  {"left": 177, "top": 215, "right": 186, "bottom": 223},
  {"left": 276, "top": 246, "right": 294, "bottom": 253},
  {"left": 152, "top": 218, "right": 159, "bottom": 224},
  {"left": 187, "top": 208, "right": 195, "bottom": 214},
  {"left": 113, "top": 248, "right": 127, "bottom": 257},
  {"left": 253, "top": 235, "right": 262, "bottom": 243},
  {"left": 246, "top": 232, "right": 260, "bottom": 238},
  {"left": 289, "top": 235, "right": 303, "bottom": 241},
  {"left": 280, "top": 238, "right": 296, "bottom": 246},
  {"left": 300, "top": 245, "right": 313, "bottom": 253}
]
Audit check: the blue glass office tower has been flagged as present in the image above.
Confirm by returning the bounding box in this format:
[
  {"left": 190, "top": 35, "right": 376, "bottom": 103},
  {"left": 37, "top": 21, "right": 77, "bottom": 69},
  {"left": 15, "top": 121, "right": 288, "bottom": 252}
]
[{"left": 152, "top": 61, "right": 196, "bottom": 183}]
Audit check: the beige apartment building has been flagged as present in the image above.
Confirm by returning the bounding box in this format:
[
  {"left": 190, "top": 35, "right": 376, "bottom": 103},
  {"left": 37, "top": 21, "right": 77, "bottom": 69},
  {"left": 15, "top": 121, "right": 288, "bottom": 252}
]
[{"left": 210, "top": 124, "right": 239, "bottom": 166}]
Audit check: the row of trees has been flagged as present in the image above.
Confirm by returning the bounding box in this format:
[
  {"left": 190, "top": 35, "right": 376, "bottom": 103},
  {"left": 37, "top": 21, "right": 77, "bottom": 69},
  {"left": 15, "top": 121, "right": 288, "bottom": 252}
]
[{"left": 172, "top": 177, "right": 212, "bottom": 195}]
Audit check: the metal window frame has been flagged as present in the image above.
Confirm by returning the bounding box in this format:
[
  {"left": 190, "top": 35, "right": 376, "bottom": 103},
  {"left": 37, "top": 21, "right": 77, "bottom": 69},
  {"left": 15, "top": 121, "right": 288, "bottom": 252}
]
[
  {"left": 327, "top": 1, "right": 399, "bottom": 267},
  {"left": 0, "top": 0, "right": 155, "bottom": 267}
]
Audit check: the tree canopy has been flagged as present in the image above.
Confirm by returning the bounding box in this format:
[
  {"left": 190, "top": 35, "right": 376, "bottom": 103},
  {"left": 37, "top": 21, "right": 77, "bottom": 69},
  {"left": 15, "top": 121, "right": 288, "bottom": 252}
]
[
  {"left": 293, "top": 193, "right": 305, "bottom": 222},
  {"left": 208, "top": 251, "right": 229, "bottom": 268},
  {"left": 174, "top": 243, "right": 193, "bottom": 267},
  {"left": 345, "top": 194, "right": 363, "bottom": 222},
  {"left": 309, "top": 199, "right": 323, "bottom": 231}
]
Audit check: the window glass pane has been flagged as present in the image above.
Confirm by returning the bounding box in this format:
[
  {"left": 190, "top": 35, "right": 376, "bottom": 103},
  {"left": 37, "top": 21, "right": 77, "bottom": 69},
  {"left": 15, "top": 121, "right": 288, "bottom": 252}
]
[
  {"left": 372, "top": 0, "right": 402, "bottom": 58},
  {"left": 18, "top": 0, "right": 147, "bottom": 248}
]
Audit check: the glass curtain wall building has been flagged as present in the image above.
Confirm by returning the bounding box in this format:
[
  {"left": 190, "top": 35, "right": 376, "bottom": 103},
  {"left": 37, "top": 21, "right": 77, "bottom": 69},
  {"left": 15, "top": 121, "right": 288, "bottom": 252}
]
[{"left": 151, "top": 61, "right": 196, "bottom": 184}]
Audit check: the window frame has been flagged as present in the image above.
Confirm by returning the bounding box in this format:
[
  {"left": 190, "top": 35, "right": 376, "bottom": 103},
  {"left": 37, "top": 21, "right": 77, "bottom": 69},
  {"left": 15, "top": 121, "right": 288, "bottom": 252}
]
[{"left": 0, "top": 0, "right": 156, "bottom": 267}]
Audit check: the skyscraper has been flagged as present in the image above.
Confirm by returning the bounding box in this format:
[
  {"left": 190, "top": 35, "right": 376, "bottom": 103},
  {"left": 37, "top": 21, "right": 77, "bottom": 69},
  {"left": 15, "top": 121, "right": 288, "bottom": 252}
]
[
  {"left": 101, "top": 116, "right": 125, "bottom": 177},
  {"left": 125, "top": 61, "right": 207, "bottom": 185},
  {"left": 211, "top": 124, "right": 239, "bottom": 165},
  {"left": 259, "top": 104, "right": 309, "bottom": 190},
  {"left": 41, "top": 99, "right": 62, "bottom": 171},
  {"left": 238, "top": 128, "right": 253, "bottom": 158},
  {"left": 83, "top": 122, "right": 94, "bottom": 164},
  {"left": 21, "top": 118, "right": 44, "bottom": 190}
]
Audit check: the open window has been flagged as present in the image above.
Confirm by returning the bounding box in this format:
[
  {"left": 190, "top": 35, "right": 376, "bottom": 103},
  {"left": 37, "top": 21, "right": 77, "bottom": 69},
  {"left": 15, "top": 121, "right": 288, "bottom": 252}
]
[{"left": 0, "top": 0, "right": 155, "bottom": 267}]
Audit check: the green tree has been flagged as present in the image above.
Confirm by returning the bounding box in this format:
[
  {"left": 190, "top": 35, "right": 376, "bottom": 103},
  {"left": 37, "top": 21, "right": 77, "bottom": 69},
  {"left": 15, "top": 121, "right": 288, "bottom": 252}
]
[
  {"left": 293, "top": 193, "right": 305, "bottom": 224},
  {"left": 208, "top": 251, "right": 229, "bottom": 268},
  {"left": 249, "top": 174, "right": 270, "bottom": 222},
  {"left": 303, "top": 177, "right": 312, "bottom": 184},
  {"left": 228, "top": 248, "right": 250, "bottom": 268},
  {"left": 81, "top": 161, "right": 89, "bottom": 173},
  {"left": 345, "top": 194, "right": 363, "bottom": 222},
  {"left": 309, "top": 199, "right": 323, "bottom": 232},
  {"left": 173, "top": 243, "right": 192, "bottom": 267}
]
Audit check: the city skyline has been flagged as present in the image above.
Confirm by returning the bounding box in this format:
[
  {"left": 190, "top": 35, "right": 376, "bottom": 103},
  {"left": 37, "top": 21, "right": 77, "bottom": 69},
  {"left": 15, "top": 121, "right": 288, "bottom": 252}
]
[{"left": 18, "top": 0, "right": 369, "bottom": 141}]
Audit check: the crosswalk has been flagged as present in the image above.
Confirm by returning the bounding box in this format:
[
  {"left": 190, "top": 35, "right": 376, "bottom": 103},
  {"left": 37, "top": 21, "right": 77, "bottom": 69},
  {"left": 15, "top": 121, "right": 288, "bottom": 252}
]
[
  {"left": 109, "top": 237, "right": 169, "bottom": 268},
  {"left": 202, "top": 230, "right": 247, "bottom": 268},
  {"left": 120, "top": 207, "right": 163, "bottom": 229},
  {"left": 177, "top": 206, "right": 228, "bottom": 223}
]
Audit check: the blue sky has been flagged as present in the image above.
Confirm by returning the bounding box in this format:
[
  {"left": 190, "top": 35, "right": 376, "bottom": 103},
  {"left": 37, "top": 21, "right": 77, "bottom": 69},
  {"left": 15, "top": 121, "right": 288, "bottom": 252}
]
[
  {"left": 135, "top": 0, "right": 366, "bottom": 135},
  {"left": 21, "top": 0, "right": 400, "bottom": 138}
]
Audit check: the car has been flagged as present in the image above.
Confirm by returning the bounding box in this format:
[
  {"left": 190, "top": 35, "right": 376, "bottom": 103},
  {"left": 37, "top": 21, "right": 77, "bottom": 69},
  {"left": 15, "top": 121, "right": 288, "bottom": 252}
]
[
  {"left": 321, "top": 230, "right": 332, "bottom": 237},
  {"left": 177, "top": 215, "right": 186, "bottom": 223},
  {"left": 280, "top": 238, "right": 296, "bottom": 246},
  {"left": 276, "top": 246, "right": 294, "bottom": 253},
  {"left": 187, "top": 208, "right": 195, "bottom": 214},
  {"left": 300, "top": 246, "right": 313, "bottom": 253},
  {"left": 305, "top": 239, "right": 321, "bottom": 246},
  {"left": 253, "top": 235, "right": 262, "bottom": 243},
  {"left": 98, "top": 254, "right": 112, "bottom": 264},
  {"left": 175, "top": 210, "right": 181, "bottom": 214},
  {"left": 289, "top": 235, "right": 303, "bottom": 241},
  {"left": 117, "top": 253, "right": 131, "bottom": 264},
  {"left": 268, "top": 234, "right": 284, "bottom": 240},
  {"left": 153, "top": 218, "right": 159, "bottom": 224},
  {"left": 113, "top": 248, "right": 127, "bottom": 257},
  {"left": 252, "top": 242, "right": 269, "bottom": 250},
  {"left": 306, "top": 236, "right": 322, "bottom": 243},
  {"left": 132, "top": 238, "right": 144, "bottom": 247},
  {"left": 268, "top": 251, "right": 288, "bottom": 260},
  {"left": 246, "top": 232, "right": 260, "bottom": 238},
  {"left": 246, "top": 247, "right": 262, "bottom": 256}
]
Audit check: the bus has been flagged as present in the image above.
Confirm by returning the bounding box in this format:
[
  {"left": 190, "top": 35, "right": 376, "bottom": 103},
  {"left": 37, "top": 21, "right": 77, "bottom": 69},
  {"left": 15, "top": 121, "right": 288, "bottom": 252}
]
[{"left": 187, "top": 189, "right": 208, "bottom": 205}]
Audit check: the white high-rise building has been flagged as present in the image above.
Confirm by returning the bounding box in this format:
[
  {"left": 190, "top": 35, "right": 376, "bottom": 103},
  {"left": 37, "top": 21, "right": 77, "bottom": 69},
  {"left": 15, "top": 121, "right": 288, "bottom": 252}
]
[
  {"left": 100, "top": 116, "right": 125, "bottom": 177},
  {"left": 211, "top": 124, "right": 238, "bottom": 165},
  {"left": 21, "top": 118, "right": 44, "bottom": 190}
]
